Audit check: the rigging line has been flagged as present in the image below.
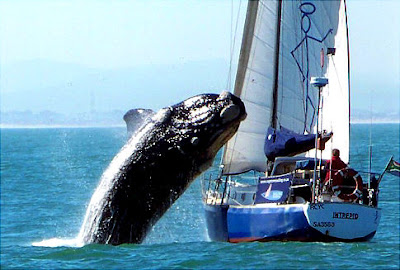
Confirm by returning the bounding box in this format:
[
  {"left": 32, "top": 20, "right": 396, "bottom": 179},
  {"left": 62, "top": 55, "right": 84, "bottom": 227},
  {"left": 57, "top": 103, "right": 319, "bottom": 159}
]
[
  {"left": 226, "top": 0, "right": 234, "bottom": 91},
  {"left": 223, "top": 0, "right": 243, "bottom": 173},
  {"left": 223, "top": 132, "right": 240, "bottom": 174},
  {"left": 223, "top": 0, "right": 258, "bottom": 172},
  {"left": 226, "top": 0, "right": 243, "bottom": 91},
  {"left": 328, "top": 56, "right": 345, "bottom": 96}
]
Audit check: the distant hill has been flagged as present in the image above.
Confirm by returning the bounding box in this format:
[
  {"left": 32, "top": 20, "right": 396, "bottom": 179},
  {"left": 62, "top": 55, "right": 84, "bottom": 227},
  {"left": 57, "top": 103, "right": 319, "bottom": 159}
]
[
  {"left": 0, "top": 110, "right": 127, "bottom": 128},
  {"left": 351, "top": 109, "right": 400, "bottom": 124},
  {"left": 1, "top": 59, "right": 398, "bottom": 127},
  {"left": 1, "top": 107, "right": 397, "bottom": 128},
  {"left": 1, "top": 58, "right": 233, "bottom": 115}
]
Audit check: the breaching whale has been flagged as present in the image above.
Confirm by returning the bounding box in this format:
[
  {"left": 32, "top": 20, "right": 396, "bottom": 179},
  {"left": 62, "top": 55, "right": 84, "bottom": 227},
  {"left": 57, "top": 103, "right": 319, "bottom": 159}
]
[{"left": 78, "top": 92, "right": 246, "bottom": 245}]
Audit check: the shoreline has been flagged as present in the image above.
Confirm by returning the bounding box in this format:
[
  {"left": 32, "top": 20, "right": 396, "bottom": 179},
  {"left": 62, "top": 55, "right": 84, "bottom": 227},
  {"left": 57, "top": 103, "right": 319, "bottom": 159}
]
[
  {"left": 0, "top": 124, "right": 125, "bottom": 129},
  {"left": 0, "top": 122, "right": 398, "bottom": 129}
]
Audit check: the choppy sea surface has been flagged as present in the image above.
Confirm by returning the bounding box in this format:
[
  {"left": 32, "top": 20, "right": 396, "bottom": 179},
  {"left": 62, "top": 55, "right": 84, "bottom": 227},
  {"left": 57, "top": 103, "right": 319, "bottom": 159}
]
[{"left": 1, "top": 124, "right": 399, "bottom": 269}]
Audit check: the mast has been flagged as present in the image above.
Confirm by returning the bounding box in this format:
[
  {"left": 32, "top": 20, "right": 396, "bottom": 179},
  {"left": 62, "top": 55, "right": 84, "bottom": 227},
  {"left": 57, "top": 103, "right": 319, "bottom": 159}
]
[{"left": 271, "top": 0, "right": 282, "bottom": 129}]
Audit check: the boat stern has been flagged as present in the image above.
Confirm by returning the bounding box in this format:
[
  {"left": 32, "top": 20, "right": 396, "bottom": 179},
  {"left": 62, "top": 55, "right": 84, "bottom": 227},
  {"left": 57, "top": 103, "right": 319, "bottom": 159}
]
[{"left": 305, "top": 202, "right": 381, "bottom": 241}]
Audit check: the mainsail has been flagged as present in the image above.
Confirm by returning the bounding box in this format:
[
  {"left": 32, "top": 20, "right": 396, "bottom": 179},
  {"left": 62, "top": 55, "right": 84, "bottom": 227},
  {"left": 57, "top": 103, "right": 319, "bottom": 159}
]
[{"left": 222, "top": 0, "right": 350, "bottom": 175}]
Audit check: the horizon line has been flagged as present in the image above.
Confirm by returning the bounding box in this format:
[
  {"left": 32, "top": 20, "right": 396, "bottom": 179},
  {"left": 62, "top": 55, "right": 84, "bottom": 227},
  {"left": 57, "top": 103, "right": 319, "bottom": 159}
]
[{"left": 1, "top": 122, "right": 399, "bottom": 129}]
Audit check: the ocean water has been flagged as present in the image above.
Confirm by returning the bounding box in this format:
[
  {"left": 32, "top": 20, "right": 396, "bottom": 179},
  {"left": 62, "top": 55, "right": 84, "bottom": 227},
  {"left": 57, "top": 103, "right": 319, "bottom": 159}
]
[{"left": 1, "top": 124, "right": 399, "bottom": 269}]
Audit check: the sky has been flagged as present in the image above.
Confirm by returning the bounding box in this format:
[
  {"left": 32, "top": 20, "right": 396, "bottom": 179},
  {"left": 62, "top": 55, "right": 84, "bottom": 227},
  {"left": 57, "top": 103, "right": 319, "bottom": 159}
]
[
  {"left": 0, "top": 0, "right": 399, "bottom": 122},
  {"left": 1, "top": 0, "right": 238, "bottom": 69}
]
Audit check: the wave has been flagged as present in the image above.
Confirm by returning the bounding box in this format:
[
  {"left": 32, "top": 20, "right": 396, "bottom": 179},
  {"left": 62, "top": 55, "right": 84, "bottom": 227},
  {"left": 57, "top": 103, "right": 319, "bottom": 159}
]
[{"left": 32, "top": 237, "right": 84, "bottom": 248}]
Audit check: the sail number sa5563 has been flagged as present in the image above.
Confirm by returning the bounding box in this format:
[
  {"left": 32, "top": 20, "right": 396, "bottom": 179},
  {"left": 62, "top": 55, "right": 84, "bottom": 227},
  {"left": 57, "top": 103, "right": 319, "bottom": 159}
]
[{"left": 312, "top": 221, "right": 335, "bottom": 227}]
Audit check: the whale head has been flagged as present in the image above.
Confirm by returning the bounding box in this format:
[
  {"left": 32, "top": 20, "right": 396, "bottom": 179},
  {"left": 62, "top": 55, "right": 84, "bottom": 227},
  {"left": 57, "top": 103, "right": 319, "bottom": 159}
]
[{"left": 150, "top": 91, "right": 246, "bottom": 175}]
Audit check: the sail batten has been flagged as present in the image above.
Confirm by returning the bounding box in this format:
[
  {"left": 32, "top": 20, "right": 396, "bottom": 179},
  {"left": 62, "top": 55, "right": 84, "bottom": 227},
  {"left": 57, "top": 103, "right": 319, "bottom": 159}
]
[{"left": 223, "top": 0, "right": 350, "bottom": 175}]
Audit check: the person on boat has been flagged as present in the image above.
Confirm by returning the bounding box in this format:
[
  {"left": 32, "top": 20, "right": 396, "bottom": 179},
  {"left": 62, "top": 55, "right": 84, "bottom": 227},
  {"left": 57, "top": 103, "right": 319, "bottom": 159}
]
[
  {"left": 324, "top": 148, "right": 347, "bottom": 185},
  {"left": 324, "top": 149, "right": 364, "bottom": 202}
]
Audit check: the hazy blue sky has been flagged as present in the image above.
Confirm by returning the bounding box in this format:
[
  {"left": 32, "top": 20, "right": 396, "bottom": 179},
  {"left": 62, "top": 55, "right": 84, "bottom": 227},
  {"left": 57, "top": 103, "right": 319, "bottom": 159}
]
[{"left": 0, "top": 0, "right": 399, "bottom": 121}]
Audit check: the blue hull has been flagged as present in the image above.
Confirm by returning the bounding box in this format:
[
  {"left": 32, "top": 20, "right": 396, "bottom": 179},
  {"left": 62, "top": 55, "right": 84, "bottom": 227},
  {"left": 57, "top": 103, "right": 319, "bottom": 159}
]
[
  {"left": 204, "top": 204, "right": 229, "bottom": 242},
  {"left": 204, "top": 203, "right": 376, "bottom": 243}
]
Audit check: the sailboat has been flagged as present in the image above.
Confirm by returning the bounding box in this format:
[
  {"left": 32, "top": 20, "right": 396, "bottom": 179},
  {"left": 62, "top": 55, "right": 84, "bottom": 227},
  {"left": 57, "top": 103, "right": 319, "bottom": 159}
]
[{"left": 202, "top": 0, "right": 386, "bottom": 242}]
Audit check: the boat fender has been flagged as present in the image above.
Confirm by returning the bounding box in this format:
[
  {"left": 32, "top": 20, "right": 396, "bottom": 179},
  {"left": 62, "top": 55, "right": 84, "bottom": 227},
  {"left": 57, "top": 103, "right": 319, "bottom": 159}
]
[{"left": 332, "top": 168, "right": 363, "bottom": 202}]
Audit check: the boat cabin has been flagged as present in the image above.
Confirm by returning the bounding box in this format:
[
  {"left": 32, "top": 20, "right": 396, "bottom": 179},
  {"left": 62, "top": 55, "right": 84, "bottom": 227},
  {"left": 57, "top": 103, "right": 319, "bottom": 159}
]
[{"left": 202, "top": 156, "right": 379, "bottom": 207}]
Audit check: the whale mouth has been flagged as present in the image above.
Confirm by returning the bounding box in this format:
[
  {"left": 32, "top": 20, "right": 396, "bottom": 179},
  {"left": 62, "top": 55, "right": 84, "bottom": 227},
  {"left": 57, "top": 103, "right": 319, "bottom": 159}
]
[{"left": 203, "top": 92, "right": 246, "bottom": 159}]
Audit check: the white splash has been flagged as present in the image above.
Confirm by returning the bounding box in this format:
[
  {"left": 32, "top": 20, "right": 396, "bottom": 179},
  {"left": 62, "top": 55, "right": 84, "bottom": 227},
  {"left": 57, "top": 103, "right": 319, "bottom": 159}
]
[
  {"left": 32, "top": 237, "right": 84, "bottom": 248},
  {"left": 75, "top": 121, "right": 156, "bottom": 244}
]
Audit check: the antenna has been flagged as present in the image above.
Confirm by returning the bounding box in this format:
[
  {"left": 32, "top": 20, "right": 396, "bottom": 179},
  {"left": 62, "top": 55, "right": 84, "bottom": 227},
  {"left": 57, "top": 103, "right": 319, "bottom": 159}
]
[
  {"left": 310, "top": 77, "right": 328, "bottom": 88},
  {"left": 368, "top": 89, "right": 373, "bottom": 188}
]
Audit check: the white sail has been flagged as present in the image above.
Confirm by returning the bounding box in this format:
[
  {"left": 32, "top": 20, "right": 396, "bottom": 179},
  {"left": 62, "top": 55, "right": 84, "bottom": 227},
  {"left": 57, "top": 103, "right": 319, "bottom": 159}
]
[
  {"left": 222, "top": 0, "right": 280, "bottom": 174},
  {"left": 313, "top": 0, "right": 350, "bottom": 163},
  {"left": 223, "top": 0, "right": 350, "bottom": 174}
]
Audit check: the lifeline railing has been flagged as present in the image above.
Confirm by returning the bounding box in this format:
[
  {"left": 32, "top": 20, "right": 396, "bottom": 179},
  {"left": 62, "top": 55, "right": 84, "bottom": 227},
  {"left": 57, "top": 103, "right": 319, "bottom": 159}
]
[{"left": 201, "top": 174, "right": 260, "bottom": 206}]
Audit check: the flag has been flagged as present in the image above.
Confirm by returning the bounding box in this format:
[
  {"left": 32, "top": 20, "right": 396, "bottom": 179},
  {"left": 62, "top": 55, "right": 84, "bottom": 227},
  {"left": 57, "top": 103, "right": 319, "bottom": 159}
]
[
  {"left": 386, "top": 158, "right": 400, "bottom": 177},
  {"left": 378, "top": 156, "right": 400, "bottom": 184}
]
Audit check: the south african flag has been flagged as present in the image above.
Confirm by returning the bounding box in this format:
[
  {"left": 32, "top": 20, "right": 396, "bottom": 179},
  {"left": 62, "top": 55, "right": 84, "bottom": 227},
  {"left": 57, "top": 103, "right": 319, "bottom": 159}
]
[{"left": 386, "top": 157, "right": 400, "bottom": 177}]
